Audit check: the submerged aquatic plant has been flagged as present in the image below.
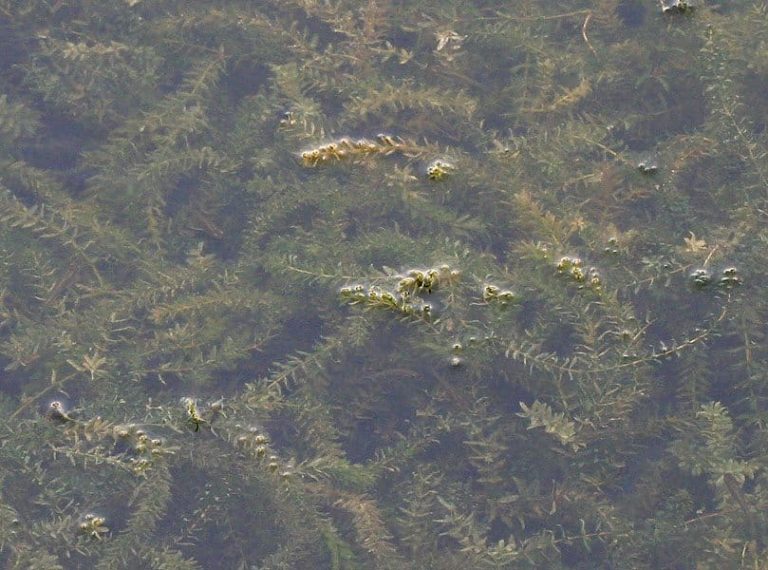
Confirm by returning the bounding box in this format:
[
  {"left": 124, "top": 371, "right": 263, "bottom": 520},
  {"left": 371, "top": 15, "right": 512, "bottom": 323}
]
[{"left": 0, "top": 1, "right": 766, "bottom": 568}]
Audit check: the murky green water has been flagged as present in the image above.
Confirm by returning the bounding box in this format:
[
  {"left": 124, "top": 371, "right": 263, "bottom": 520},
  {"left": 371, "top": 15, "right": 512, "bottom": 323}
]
[{"left": 0, "top": 1, "right": 766, "bottom": 568}]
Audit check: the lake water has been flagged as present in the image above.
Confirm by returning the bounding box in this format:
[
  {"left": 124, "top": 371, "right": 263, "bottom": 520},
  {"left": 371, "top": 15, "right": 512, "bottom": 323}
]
[{"left": 0, "top": 1, "right": 766, "bottom": 568}]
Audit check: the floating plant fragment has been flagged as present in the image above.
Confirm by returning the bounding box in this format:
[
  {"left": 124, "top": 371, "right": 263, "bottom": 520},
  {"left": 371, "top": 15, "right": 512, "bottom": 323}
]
[
  {"left": 660, "top": 0, "right": 696, "bottom": 14},
  {"left": 79, "top": 514, "right": 109, "bottom": 540},
  {"left": 689, "top": 268, "right": 713, "bottom": 289},
  {"left": 718, "top": 266, "right": 742, "bottom": 289},
  {"left": 426, "top": 159, "right": 455, "bottom": 181},
  {"left": 636, "top": 156, "right": 658, "bottom": 175}
]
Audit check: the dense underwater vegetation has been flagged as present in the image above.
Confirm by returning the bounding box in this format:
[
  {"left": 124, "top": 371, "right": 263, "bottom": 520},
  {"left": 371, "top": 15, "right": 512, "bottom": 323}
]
[{"left": 0, "top": 0, "right": 767, "bottom": 568}]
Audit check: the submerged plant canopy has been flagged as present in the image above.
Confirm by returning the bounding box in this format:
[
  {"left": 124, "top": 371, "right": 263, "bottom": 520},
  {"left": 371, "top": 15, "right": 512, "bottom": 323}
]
[{"left": 0, "top": 0, "right": 767, "bottom": 568}]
